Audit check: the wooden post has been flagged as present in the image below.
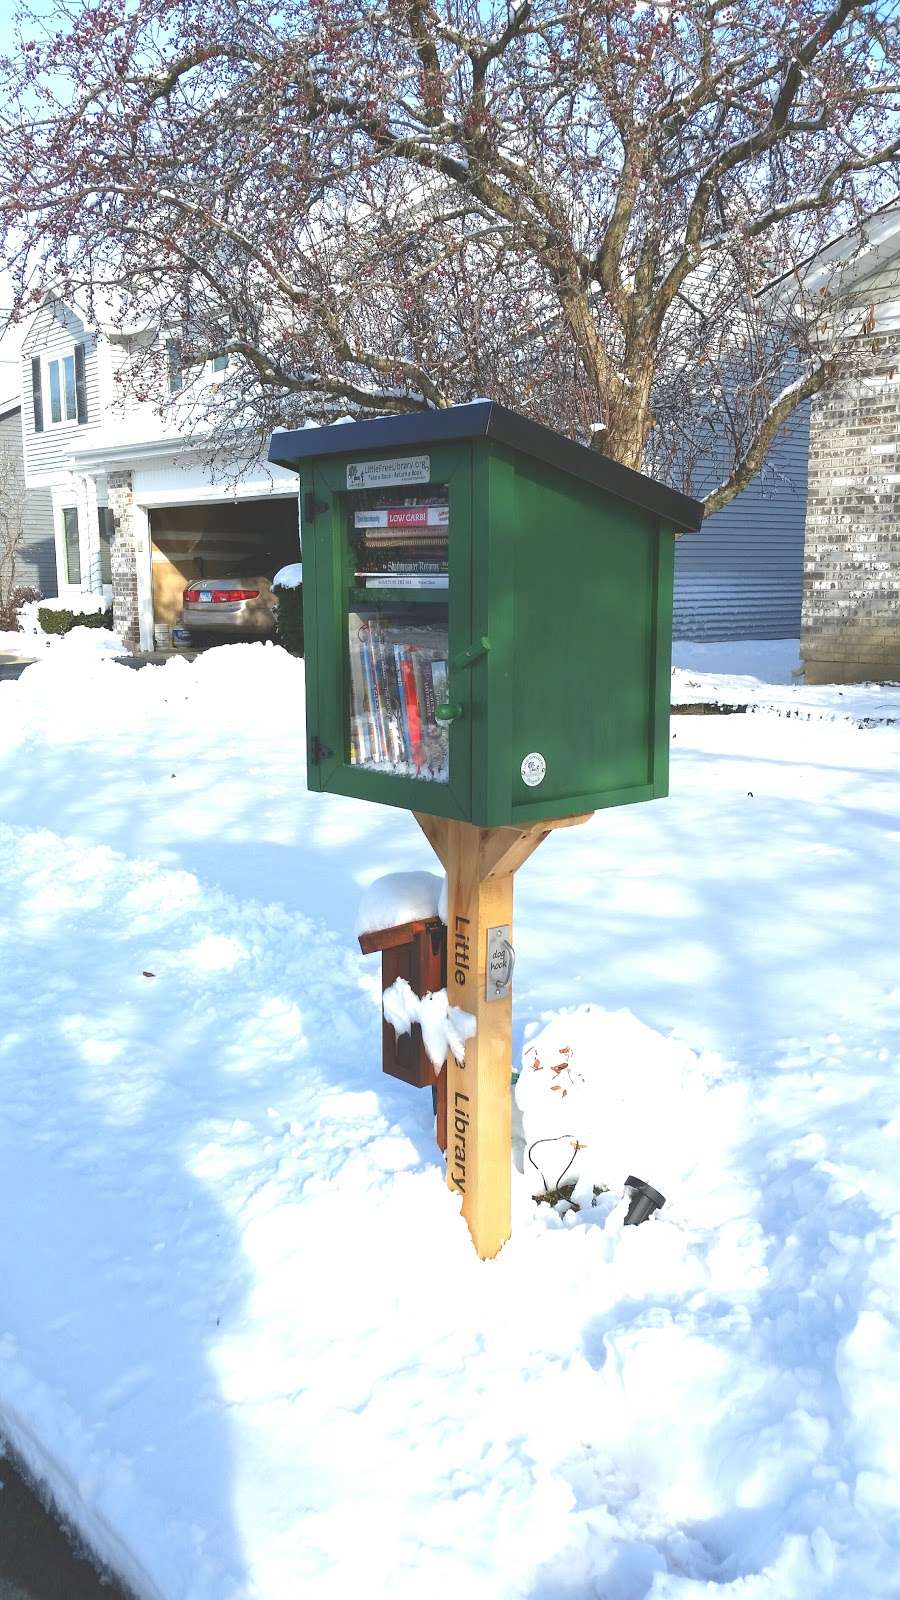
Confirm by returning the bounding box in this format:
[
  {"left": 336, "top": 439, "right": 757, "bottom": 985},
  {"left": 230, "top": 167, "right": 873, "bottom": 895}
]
[{"left": 414, "top": 812, "right": 591, "bottom": 1259}]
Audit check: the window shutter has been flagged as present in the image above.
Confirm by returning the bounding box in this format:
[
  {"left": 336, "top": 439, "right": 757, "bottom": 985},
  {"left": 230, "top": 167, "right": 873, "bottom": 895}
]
[
  {"left": 31, "top": 357, "right": 44, "bottom": 433},
  {"left": 74, "top": 341, "right": 88, "bottom": 423}
]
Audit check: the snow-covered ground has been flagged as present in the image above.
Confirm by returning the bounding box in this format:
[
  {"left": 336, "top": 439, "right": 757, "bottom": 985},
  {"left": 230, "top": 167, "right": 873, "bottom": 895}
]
[
  {"left": 671, "top": 636, "right": 803, "bottom": 685},
  {"left": 1, "top": 636, "right": 899, "bottom": 1599},
  {"left": 672, "top": 637, "right": 900, "bottom": 723}
]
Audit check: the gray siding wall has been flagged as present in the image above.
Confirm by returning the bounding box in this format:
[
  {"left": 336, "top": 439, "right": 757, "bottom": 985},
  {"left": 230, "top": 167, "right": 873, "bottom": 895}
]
[
  {"left": 673, "top": 404, "right": 810, "bottom": 641},
  {"left": 0, "top": 407, "right": 56, "bottom": 595},
  {"left": 21, "top": 301, "right": 101, "bottom": 477}
]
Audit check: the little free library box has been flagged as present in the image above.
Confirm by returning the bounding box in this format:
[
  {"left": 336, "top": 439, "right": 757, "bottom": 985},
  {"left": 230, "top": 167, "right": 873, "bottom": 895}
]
[
  {"left": 269, "top": 402, "right": 703, "bottom": 827},
  {"left": 271, "top": 403, "right": 703, "bottom": 1258}
]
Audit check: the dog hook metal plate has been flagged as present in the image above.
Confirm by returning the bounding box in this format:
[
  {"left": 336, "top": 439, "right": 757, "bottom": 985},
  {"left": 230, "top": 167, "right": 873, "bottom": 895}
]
[{"left": 486, "top": 925, "right": 515, "bottom": 1001}]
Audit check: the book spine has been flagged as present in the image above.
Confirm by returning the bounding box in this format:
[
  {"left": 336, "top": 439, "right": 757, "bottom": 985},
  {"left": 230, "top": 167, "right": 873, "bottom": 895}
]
[
  {"left": 353, "top": 569, "right": 445, "bottom": 582},
  {"left": 347, "top": 617, "right": 371, "bottom": 763},
  {"left": 420, "top": 655, "right": 437, "bottom": 726},
  {"left": 399, "top": 652, "right": 423, "bottom": 766},
  {"left": 373, "top": 623, "right": 403, "bottom": 763},
  {"left": 393, "top": 645, "right": 412, "bottom": 763},
  {"left": 430, "top": 658, "right": 448, "bottom": 713},
  {"left": 359, "top": 626, "right": 375, "bottom": 758},
  {"left": 359, "top": 533, "right": 448, "bottom": 549},
  {"left": 355, "top": 506, "right": 449, "bottom": 529},
  {"left": 363, "top": 623, "right": 388, "bottom": 762},
  {"left": 364, "top": 575, "right": 448, "bottom": 590}
]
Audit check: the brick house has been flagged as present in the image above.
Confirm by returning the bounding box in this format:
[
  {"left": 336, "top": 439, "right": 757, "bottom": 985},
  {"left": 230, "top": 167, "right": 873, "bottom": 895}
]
[{"left": 800, "top": 206, "right": 900, "bottom": 684}]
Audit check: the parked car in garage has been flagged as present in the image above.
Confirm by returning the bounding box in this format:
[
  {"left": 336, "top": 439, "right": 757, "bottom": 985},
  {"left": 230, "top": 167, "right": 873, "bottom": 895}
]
[{"left": 181, "top": 575, "right": 277, "bottom": 640}]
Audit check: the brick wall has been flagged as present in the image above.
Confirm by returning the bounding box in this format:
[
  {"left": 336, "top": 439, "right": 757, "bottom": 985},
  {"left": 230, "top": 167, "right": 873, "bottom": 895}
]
[
  {"left": 108, "top": 470, "right": 140, "bottom": 651},
  {"left": 801, "top": 333, "right": 900, "bottom": 684}
]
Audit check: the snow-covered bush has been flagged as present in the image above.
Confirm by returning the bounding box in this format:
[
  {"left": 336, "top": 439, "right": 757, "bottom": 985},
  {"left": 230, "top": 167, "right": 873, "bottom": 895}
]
[
  {"left": 18, "top": 593, "right": 109, "bottom": 635},
  {"left": 37, "top": 602, "right": 114, "bottom": 636}
]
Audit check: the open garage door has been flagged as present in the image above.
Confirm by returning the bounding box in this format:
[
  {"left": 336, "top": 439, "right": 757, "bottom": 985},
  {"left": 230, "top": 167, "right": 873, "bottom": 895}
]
[{"left": 150, "top": 497, "right": 300, "bottom": 627}]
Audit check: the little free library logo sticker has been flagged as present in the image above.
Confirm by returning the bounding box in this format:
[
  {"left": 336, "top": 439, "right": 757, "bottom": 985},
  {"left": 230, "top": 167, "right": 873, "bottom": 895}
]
[{"left": 346, "top": 455, "right": 431, "bottom": 490}]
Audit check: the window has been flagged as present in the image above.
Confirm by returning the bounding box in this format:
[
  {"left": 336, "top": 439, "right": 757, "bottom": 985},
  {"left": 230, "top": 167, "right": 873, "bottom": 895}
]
[
  {"left": 48, "top": 359, "right": 63, "bottom": 422},
  {"left": 33, "top": 343, "right": 88, "bottom": 429},
  {"left": 63, "top": 507, "right": 81, "bottom": 585},
  {"left": 48, "top": 354, "right": 76, "bottom": 422},
  {"left": 211, "top": 353, "right": 229, "bottom": 373},
  {"left": 166, "top": 340, "right": 183, "bottom": 393},
  {"left": 98, "top": 507, "right": 114, "bottom": 585}
]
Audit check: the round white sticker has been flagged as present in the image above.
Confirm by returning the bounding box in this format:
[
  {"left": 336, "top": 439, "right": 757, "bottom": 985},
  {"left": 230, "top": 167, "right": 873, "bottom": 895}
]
[{"left": 520, "top": 752, "right": 546, "bottom": 787}]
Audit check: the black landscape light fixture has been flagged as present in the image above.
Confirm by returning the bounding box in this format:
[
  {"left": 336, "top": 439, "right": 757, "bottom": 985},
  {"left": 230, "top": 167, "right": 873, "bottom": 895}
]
[{"left": 623, "top": 1177, "right": 666, "bottom": 1226}]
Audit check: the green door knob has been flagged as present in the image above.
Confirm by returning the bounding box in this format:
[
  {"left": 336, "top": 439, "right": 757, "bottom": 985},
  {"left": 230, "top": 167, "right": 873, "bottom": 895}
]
[{"left": 435, "top": 702, "right": 463, "bottom": 725}]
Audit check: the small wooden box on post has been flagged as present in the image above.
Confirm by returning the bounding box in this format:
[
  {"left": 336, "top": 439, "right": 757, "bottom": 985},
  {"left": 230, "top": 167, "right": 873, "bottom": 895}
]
[
  {"left": 358, "top": 915, "right": 449, "bottom": 1151},
  {"left": 270, "top": 404, "right": 703, "bottom": 1259}
]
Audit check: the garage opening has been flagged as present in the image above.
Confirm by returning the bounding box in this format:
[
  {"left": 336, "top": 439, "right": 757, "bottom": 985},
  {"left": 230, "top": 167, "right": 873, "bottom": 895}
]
[{"left": 150, "top": 497, "right": 300, "bottom": 628}]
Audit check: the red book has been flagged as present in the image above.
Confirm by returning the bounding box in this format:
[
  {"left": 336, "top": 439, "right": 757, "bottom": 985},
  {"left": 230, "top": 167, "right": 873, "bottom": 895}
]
[{"left": 399, "top": 652, "right": 423, "bottom": 765}]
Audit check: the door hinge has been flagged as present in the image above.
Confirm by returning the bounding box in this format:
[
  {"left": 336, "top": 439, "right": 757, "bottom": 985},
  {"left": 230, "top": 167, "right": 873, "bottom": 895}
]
[
  {"left": 310, "top": 735, "right": 334, "bottom": 764},
  {"left": 303, "top": 492, "right": 328, "bottom": 524}
]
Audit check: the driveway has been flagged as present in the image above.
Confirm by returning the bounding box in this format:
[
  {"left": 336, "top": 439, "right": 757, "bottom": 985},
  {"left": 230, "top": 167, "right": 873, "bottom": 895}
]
[{"left": 0, "top": 1456, "right": 130, "bottom": 1599}]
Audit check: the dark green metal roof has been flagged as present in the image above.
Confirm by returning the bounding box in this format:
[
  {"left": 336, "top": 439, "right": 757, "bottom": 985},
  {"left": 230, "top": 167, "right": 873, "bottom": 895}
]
[{"left": 268, "top": 401, "right": 704, "bottom": 533}]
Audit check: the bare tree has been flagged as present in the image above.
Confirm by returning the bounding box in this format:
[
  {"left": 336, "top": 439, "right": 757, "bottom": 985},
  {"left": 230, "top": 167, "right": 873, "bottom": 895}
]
[
  {"left": 0, "top": 436, "right": 27, "bottom": 625},
  {"left": 1, "top": 0, "right": 898, "bottom": 510}
]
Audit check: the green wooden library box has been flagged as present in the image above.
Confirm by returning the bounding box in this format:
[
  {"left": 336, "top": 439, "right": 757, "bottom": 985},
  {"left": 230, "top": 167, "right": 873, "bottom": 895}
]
[{"left": 269, "top": 403, "right": 702, "bottom": 828}]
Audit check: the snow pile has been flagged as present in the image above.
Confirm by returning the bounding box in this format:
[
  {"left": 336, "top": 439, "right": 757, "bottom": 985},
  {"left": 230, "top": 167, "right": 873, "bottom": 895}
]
[
  {"left": 17, "top": 592, "right": 111, "bottom": 634},
  {"left": 515, "top": 1005, "right": 720, "bottom": 1203},
  {"left": 382, "top": 975, "right": 476, "bottom": 1068},
  {"left": 272, "top": 562, "right": 302, "bottom": 589},
  {"left": 356, "top": 869, "right": 445, "bottom": 935}
]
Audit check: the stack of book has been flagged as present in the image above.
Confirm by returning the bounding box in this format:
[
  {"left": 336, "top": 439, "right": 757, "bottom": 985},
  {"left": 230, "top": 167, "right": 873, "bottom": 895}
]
[
  {"left": 353, "top": 504, "right": 449, "bottom": 590},
  {"left": 348, "top": 611, "right": 449, "bottom": 779}
]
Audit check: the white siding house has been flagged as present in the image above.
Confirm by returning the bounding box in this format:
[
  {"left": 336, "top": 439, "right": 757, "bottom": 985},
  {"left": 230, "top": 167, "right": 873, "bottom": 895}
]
[{"left": 19, "top": 297, "right": 300, "bottom": 649}]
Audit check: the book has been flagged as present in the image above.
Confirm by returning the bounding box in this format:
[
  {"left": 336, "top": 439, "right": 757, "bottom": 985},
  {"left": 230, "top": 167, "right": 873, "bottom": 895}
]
[
  {"left": 364, "top": 575, "right": 448, "bottom": 589},
  {"left": 356, "top": 562, "right": 446, "bottom": 575},
  {"left": 355, "top": 505, "right": 449, "bottom": 529},
  {"left": 420, "top": 655, "right": 437, "bottom": 725},
  {"left": 430, "top": 659, "right": 448, "bottom": 711},
  {"left": 347, "top": 612, "right": 450, "bottom": 780},
  {"left": 398, "top": 651, "right": 423, "bottom": 765},
  {"left": 359, "top": 531, "right": 448, "bottom": 549},
  {"left": 347, "top": 615, "right": 373, "bottom": 763}
]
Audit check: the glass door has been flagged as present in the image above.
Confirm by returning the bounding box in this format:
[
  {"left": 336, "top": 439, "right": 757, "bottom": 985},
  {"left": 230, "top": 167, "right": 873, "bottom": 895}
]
[{"left": 345, "top": 484, "right": 450, "bottom": 784}]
